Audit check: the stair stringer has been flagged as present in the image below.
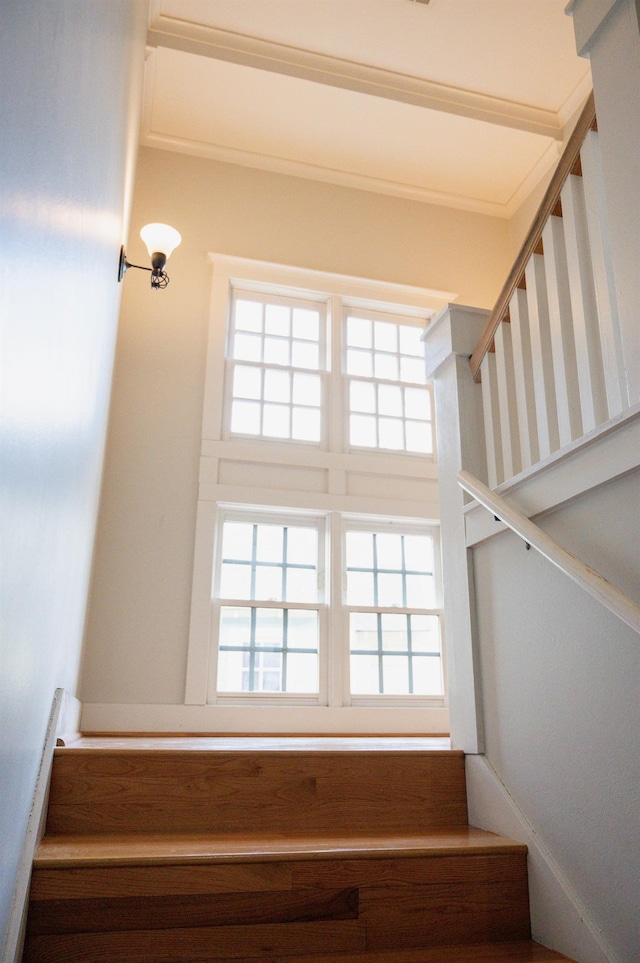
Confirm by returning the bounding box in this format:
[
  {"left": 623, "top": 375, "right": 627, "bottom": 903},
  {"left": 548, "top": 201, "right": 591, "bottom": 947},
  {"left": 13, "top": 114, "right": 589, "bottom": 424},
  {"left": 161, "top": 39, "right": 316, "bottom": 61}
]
[{"left": 465, "top": 754, "right": 618, "bottom": 963}]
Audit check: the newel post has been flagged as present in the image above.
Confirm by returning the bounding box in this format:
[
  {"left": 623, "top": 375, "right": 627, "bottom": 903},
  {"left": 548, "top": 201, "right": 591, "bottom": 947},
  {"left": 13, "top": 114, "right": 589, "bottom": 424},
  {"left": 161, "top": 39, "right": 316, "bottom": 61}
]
[{"left": 423, "top": 305, "right": 489, "bottom": 753}]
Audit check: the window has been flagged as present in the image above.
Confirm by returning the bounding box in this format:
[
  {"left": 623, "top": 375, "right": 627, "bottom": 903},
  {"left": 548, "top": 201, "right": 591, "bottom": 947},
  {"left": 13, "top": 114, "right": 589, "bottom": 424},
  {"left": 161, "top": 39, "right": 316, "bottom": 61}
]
[
  {"left": 215, "top": 513, "right": 323, "bottom": 694},
  {"left": 210, "top": 509, "right": 443, "bottom": 704},
  {"left": 346, "top": 311, "right": 433, "bottom": 454},
  {"left": 187, "top": 257, "right": 445, "bottom": 730},
  {"left": 345, "top": 523, "right": 441, "bottom": 696},
  {"left": 227, "top": 291, "right": 325, "bottom": 443},
  {"left": 223, "top": 288, "right": 434, "bottom": 455}
]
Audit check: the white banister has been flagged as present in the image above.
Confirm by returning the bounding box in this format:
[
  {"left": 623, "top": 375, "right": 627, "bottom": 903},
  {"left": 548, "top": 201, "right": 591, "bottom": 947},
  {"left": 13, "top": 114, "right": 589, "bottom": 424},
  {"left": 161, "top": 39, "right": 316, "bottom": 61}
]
[
  {"left": 480, "top": 351, "right": 503, "bottom": 488},
  {"left": 542, "top": 212, "right": 583, "bottom": 447},
  {"left": 509, "top": 287, "right": 539, "bottom": 470},
  {"left": 526, "top": 252, "right": 560, "bottom": 458},
  {"left": 561, "top": 172, "right": 609, "bottom": 432},
  {"left": 457, "top": 468, "right": 640, "bottom": 636},
  {"left": 579, "top": 129, "right": 628, "bottom": 418}
]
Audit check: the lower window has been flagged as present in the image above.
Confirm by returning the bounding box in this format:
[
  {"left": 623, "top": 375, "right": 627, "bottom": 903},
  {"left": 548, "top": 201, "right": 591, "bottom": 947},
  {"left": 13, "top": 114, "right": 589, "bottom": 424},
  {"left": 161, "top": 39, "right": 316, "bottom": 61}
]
[{"left": 210, "top": 509, "right": 443, "bottom": 705}]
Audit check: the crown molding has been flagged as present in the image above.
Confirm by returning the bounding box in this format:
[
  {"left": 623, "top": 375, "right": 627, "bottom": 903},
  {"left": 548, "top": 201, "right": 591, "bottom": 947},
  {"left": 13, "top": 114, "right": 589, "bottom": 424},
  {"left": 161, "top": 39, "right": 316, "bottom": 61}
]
[
  {"left": 147, "top": 13, "right": 564, "bottom": 140},
  {"left": 141, "top": 125, "right": 513, "bottom": 219}
]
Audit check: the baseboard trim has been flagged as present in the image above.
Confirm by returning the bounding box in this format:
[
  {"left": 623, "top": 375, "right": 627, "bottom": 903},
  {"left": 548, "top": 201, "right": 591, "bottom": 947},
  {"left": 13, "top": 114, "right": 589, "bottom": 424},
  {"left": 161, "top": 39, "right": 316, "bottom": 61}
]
[
  {"left": 465, "top": 754, "right": 619, "bottom": 963},
  {"left": 79, "top": 703, "right": 449, "bottom": 734},
  {"left": 2, "top": 688, "right": 81, "bottom": 963}
]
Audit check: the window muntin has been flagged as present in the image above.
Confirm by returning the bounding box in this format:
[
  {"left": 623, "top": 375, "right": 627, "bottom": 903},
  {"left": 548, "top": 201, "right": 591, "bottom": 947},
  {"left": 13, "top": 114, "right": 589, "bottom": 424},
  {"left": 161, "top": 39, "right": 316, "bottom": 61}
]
[
  {"left": 345, "top": 527, "right": 443, "bottom": 697},
  {"left": 345, "top": 312, "right": 433, "bottom": 454},
  {"left": 227, "top": 292, "right": 325, "bottom": 443},
  {"left": 215, "top": 515, "right": 323, "bottom": 695}
]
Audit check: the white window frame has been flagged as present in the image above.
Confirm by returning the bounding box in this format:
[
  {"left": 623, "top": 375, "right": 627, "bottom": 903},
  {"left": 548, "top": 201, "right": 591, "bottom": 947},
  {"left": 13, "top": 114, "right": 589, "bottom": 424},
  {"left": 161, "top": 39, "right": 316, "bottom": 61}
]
[
  {"left": 224, "top": 288, "right": 329, "bottom": 448},
  {"left": 210, "top": 507, "right": 328, "bottom": 706},
  {"left": 186, "top": 254, "right": 452, "bottom": 733},
  {"left": 341, "top": 516, "right": 444, "bottom": 707},
  {"left": 344, "top": 304, "right": 435, "bottom": 457}
]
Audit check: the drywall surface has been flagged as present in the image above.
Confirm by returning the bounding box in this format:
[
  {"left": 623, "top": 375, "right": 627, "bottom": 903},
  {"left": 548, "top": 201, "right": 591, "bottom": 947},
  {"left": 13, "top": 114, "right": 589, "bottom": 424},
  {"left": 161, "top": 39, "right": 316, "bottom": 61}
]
[
  {"left": 472, "top": 469, "right": 640, "bottom": 961},
  {"left": 0, "top": 0, "right": 146, "bottom": 952},
  {"left": 81, "top": 146, "right": 511, "bottom": 707}
]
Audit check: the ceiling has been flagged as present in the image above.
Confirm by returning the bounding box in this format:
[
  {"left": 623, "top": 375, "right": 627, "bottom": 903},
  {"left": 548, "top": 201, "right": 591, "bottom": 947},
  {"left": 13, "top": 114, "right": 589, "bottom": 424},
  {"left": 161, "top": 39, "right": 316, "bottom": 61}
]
[{"left": 144, "top": 0, "right": 591, "bottom": 219}]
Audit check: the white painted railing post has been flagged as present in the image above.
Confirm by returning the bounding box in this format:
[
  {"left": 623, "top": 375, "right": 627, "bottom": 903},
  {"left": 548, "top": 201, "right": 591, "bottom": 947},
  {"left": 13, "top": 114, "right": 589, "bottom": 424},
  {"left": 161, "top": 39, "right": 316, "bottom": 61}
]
[
  {"left": 569, "top": 0, "right": 640, "bottom": 406},
  {"left": 423, "top": 304, "right": 489, "bottom": 753},
  {"left": 509, "top": 287, "right": 540, "bottom": 470},
  {"left": 542, "top": 212, "right": 583, "bottom": 447}
]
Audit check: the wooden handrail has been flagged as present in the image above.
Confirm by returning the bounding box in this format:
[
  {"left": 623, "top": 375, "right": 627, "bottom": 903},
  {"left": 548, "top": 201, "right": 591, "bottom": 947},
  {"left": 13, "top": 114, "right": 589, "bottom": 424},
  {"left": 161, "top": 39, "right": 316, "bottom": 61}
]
[
  {"left": 458, "top": 469, "right": 640, "bottom": 636},
  {"left": 469, "top": 91, "right": 596, "bottom": 382}
]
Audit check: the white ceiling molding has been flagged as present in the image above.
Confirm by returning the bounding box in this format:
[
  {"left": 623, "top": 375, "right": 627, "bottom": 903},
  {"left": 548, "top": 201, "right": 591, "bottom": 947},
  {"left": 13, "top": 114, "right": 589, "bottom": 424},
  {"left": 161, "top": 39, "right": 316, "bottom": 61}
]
[
  {"left": 147, "top": 13, "right": 564, "bottom": 140},
  {"left": 141, "top": 125, "right": 517, "bottom": 218}
]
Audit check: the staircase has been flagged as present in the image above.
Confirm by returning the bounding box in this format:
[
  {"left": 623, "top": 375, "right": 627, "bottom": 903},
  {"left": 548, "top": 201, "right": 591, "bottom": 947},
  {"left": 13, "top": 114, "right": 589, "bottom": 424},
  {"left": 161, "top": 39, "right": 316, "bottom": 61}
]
[{"left": 24, "top": 739, "right": 576, "bottom": 962}]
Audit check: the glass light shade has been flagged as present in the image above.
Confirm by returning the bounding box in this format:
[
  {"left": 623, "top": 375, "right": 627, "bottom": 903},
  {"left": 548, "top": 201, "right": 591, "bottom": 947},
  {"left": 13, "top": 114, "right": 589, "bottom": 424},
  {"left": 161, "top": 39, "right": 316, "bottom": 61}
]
[{"left": 139, "top": 223, "right": 181, "bottom": 259}]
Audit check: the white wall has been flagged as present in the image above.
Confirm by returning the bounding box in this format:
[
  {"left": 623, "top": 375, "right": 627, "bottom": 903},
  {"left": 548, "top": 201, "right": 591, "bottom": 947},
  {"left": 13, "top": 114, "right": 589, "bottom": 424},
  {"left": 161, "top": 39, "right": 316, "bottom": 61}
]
[
  {"left": 472, "top": 470, "right": 640, "bottom": 961},
  {"left": 81, "top": 145, "right": 511, "bottom": 711},
  {"left": 0, "top": 0, "right": 147, "bottom": 950}
]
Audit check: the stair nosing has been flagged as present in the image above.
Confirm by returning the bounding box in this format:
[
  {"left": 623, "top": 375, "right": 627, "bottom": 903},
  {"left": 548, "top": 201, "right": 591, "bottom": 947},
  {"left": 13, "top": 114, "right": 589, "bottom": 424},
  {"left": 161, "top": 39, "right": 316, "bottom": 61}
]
[{"left": 33, "top": 829, "right": 528, "bottom": 869}]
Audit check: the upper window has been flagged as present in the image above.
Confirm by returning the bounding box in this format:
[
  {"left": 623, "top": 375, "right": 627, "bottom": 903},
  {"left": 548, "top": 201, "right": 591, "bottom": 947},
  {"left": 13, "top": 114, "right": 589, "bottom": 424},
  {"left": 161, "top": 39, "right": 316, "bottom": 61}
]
[
  {"left": 227, "top": 291, "right": 325, "bottom": 444},
  {"left": 224, "top": 289, "right": 433, "bottom": 456},
  {"left": 346, "top": 310, "right": 432, "bottom": 454}
]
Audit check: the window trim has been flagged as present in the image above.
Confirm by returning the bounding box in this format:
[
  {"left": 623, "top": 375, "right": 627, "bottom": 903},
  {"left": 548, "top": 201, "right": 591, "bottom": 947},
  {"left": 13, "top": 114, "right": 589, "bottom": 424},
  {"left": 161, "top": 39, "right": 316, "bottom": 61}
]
[{"left": 186, "top": 255, "right": 450, "bottom": 731}]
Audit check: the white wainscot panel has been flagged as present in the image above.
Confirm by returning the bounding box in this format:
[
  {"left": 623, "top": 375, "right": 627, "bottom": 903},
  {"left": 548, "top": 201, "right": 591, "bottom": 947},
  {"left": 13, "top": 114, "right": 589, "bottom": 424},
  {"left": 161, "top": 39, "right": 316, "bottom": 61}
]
[
  {"left": 218, "top": 459, "right": 328, "bottom": 494},
  {"left": 346, "top": 471, "right": 438, "bottom": 505}
]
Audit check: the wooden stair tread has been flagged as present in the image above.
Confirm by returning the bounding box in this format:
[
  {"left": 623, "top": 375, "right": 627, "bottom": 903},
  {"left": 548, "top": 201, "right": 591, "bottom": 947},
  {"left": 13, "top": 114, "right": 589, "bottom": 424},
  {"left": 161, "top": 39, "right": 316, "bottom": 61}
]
[{"left": 34, "top": 827, "right": 527, "bottom": 868}]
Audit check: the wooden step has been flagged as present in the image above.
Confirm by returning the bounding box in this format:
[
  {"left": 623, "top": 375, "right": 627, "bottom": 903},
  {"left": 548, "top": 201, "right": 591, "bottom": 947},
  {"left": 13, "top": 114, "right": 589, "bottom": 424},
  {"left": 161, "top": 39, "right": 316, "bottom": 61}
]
[
  {"left": 26, "top": 829, "right": 531, "bottom": 962},
  {"left": 45, "top": 748, "right": 467, "bottom": 836}
]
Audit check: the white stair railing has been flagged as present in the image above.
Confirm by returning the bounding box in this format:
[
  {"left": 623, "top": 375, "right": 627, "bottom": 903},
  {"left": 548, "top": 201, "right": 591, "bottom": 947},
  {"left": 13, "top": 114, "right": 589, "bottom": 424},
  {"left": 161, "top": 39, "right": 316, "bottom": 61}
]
[
  {"left": 458, "top": 469, "right": 640, "bottom": 636},
  {"left": 470, "top": 94, "right": 629, "bottom": 489}
]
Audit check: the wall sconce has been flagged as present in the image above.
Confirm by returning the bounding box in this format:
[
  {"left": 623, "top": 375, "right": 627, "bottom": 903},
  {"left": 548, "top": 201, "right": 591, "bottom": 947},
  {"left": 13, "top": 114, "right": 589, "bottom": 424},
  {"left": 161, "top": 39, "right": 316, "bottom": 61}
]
[{"left": 118, "top": 223, "right": 181, "bottom": 290}]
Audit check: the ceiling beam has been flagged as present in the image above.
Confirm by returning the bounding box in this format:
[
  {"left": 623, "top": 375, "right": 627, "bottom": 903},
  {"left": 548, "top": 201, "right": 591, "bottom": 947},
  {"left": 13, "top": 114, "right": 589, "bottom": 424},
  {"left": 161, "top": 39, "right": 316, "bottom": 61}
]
[{"left": 147, "top": 14, "right": 564, "bottom": 140}]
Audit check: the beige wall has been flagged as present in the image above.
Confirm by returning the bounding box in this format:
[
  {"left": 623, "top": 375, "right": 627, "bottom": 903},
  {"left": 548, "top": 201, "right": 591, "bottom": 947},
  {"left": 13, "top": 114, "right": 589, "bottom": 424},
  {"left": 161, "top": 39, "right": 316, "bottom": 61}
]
[{"left": 81, "top": 145, "right": 511, "bottom": 708}]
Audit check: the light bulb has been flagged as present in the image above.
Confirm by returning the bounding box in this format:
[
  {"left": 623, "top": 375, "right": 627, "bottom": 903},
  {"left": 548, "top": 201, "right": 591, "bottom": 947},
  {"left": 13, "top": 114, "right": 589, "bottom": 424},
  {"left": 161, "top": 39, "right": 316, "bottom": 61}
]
[{"left": 139, "top": 223, "right": 181, "bottom": 259}]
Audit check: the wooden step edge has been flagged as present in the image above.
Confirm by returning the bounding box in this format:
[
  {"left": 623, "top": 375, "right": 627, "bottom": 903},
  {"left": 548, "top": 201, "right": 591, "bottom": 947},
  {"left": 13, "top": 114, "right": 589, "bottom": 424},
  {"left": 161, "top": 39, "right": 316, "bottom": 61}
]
[
  {"left": 33, "top": 828, "right": 528, "bottom": 869},
  {"left": 52, "top": 746, "right": 464, "bottom": 758},
  {"left": 198, "top": 943, "right": 577, "bottom": 963}
]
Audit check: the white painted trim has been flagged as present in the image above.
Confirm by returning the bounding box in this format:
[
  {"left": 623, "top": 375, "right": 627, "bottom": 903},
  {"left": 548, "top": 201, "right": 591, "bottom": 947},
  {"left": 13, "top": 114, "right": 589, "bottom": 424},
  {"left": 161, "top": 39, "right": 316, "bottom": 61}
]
[
  {"left": 80, "top": 702, "right": 449, "bottom": 735},
  {"left": 567, "top": 0, "right": 623, "bottom": 57},
  {"left": 141, "top": 128, "right": 518, "bottom": 218},
  {"left": 201, "top": 440, "right": 439, "bottom": 479},
  {"left": 580, "top": 130, "right": 628, "bottom": 417},
  {"left": 464, "top": 402, "right": 640, "bottom": 546},
  {"left": 186, "top": 263, "right": 445, "bottom": 726},
  {"left": 199, "top": 484, "right": 439, "bottom": 523},
  {"left": 423, "top": 305, "right": 489, "bottom": 753},
  {"left": 2, "top": 689, "right": 81, "bottom": 963},
  {"left": 526, "top": 252, "right": 560, "bottom": 458},
  {"left": 146, "top": 15, "right": 564, "bottom": 139},
  {"left": 466, "top": 754, "right": 620, "bottom": 963},
  {"left": 561, "top": 173, "right": 609, "bottom": 431},
  {"left": 208, "top": 253, "right": 455, "bottom": 311}
]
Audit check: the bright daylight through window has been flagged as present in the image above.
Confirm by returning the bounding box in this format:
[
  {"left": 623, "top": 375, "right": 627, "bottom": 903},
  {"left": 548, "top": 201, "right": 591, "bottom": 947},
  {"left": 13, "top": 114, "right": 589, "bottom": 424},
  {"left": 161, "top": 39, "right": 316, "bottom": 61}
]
[{"left": 187, "top": 262, "right": 444, "bottom": 719}]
